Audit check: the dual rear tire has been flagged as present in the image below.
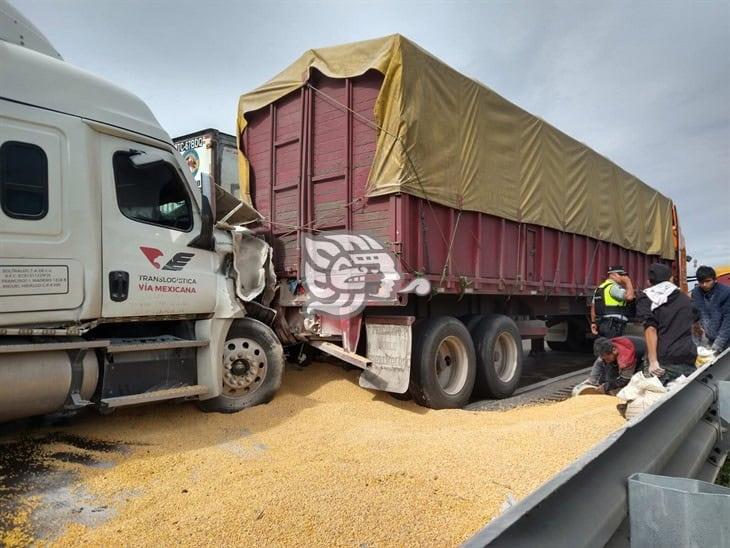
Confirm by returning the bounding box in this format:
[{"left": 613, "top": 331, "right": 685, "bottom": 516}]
[
  {"left": 409, "top": 317, "right": 477, "bottom": 409},
  {"left": 470, "top": 315, "right": 523, "bottom": 399},
  {"left": 546, "top": 318, "right": 593, "bottom": 353},
  {"left": 407, "top": 314, "right": 523, "bottom": 409}
]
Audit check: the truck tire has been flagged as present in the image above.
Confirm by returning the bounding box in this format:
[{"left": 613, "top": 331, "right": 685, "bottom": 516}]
[
  {"left": 409, "top": 316, "right": 476, "bottom": 409},
  {"left": 459, "top": 314, "right": 485, "bottom": 334},
  {"left": 199, "top": 318, "right": 284, "bottom": 413},
  {"left": 546, "top": 340, "right": 570, "bottom": 352},
  {"left": 472, "top": 315, "right": 523, "bottom": 399},
  {"left": 566, "top": 318, "right": 593, "bottom": 353},
  {"left": 546, "top": 318, "right": 592, "bottom": 353},
  {"left": 556, "top": 318, "right": 592, "bottom": 353}
]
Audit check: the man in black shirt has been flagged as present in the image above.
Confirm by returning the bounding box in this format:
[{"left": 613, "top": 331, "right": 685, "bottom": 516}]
[{"left": 636, "top": 263, "right": 697, "bottom": 384}]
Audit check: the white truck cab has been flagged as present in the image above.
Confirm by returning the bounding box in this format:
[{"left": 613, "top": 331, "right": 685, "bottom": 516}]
[{"left": 0, "top": 0, "right": 283, "bottom": 422}]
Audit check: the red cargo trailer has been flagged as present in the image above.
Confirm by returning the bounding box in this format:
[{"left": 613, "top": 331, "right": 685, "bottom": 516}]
[{"left": 240, "top": 37, "right": 684, "bottom": 409}]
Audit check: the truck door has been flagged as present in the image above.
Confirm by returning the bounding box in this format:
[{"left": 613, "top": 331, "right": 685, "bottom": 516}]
[
  {"left": 0, "top": 113, "right": 87, "bottom": 317},
  {"left": 99, "top": 134, "right": 217, "bottom": 318}
]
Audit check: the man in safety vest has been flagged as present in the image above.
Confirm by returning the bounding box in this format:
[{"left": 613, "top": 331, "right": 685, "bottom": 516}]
[{"left": 591, "top": 265, "right": 636, "bottom": 338}]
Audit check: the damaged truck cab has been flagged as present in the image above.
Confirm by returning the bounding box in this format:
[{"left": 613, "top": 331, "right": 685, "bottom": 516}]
[{"left": 0, "top": 5, "right": 282, "bottom": 422}]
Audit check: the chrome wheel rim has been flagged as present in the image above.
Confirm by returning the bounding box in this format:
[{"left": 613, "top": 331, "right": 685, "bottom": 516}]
[
  {"left": 222, "top": 337, "right": 268, "bottom": 396},
  {"left": 434, "top": 335, "right": 469, "bottom": 395}
]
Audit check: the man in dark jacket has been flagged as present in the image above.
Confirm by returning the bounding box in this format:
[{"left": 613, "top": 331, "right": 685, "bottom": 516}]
[
  {"left": 636, "top": 263, "right": 697, "bottom": 384},
  {"left": 692, "top": 265, "right": 730, "bottom": 354}
]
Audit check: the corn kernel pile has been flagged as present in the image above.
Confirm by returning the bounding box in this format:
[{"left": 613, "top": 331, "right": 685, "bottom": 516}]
[{"left": 5, "top": 362, "right": 624, "bottom": 547}]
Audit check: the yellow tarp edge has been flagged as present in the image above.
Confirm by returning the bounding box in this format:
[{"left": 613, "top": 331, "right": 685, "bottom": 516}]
[{"left": 237, "top": 34, "right": 675, "bottom": 260}]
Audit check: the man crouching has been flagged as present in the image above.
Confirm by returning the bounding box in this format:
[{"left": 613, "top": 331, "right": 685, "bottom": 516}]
[{"left": 581, "top": 336, "right": 646, "bottom": 395}]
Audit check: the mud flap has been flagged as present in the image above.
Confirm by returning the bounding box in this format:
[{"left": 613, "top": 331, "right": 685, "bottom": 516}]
[{"left": 359, "top": 317, "right": 414, "bottom": 394}]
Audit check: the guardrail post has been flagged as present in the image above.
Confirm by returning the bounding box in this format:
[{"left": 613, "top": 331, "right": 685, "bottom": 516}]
[
  {"left": 718, "top": 381, "right": 730, "bottom": 452},
  {"left": 628, "top": 473, "right": 730, "bottom": 548}
]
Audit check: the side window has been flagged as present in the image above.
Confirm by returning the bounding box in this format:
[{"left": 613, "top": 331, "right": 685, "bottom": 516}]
[
  {"left": 112, "top": 151, "right": 193, "bottom": 231},
  {"left": 0, "top": 141, "right": 49, "bottom": 220}
]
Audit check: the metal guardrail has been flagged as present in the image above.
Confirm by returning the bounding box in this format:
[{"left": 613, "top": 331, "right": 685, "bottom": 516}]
[
  {"left": 465, "top": 349, "right": 730, "bottom": 548},
  {"left": 627, "top": 473, "right": 730, "bottom": 547}
]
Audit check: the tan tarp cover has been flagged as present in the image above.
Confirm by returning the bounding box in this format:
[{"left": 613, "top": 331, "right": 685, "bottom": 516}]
[{"left": 237, "top": 34, "right": 675, "bottom": 259}]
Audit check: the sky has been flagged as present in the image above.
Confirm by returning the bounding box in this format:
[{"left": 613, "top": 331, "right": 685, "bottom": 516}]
[{"left": 12, "top": 0, "right": 730, "bottom": 272}]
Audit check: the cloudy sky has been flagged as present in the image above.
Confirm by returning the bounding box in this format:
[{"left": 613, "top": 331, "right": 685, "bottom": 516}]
[{"left": 13, "top": 0, "right": 730, "bottom": 272}]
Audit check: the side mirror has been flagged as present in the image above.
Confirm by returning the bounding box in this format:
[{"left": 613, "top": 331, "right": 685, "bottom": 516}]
[
  {"left": 188, "top": 173, "right": 215, "bottom": 251},
  {"left": 198, "top": 173, "right": 216, "bottom": 218}
]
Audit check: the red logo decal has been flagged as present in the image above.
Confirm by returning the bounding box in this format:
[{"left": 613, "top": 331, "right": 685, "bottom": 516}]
[
  {"left": 140, "top": 246, "right": 163, "bottom": 269},
  {"left": 139, "top": 247, "right": 195, "bottom": 271}
]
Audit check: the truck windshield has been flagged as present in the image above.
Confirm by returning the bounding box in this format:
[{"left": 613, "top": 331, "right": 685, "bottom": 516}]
[{"left": 112, "top": 151, "right": 193, "bottom": 232}]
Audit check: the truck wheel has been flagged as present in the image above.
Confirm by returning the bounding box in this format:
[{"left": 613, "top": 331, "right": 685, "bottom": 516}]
[
  {"left": 545, "top": 319, "right": 570, "bottom": 351},
  {"left": 567, "top": 318, "right": 593, "bottom": 353},
  {"left": 199, "top": 318, "right": 284, "bottom": 413},
  {"left": 472, "top": 315, "right": 523, "bottom": 398},
  {"left": 459, "top": 314, "right": 485, "bottom": 334},
  {"left": 546, "top": 340, "right": 570, "bottom": 352},
  {"left": 409, "top": 316, "right": 476, "bottom": 409}
]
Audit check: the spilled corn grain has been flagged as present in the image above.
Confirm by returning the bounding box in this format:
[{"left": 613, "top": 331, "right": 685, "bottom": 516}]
[
  {"left": 1, "top": 497, "right": 38, "bottom": 547},
  {"left": 39, "top": 362, "right": 624, "bottom": 546}
]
